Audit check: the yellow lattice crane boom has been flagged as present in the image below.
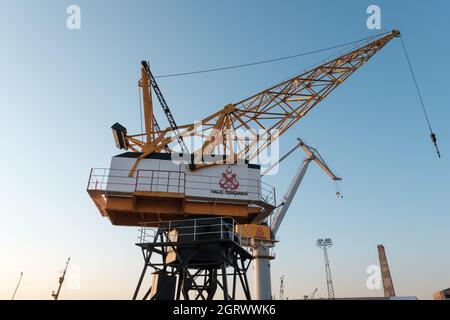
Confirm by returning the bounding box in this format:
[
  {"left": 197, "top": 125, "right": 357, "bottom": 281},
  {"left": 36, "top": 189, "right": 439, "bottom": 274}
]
[{"left": 118, "top": 30, "right": 400, "bottom": 168}]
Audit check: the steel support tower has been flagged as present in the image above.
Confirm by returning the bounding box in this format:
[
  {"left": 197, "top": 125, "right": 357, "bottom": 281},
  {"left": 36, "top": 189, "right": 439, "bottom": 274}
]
[{"left": 133, "top": 217, "right": 252, "bottom": 300}]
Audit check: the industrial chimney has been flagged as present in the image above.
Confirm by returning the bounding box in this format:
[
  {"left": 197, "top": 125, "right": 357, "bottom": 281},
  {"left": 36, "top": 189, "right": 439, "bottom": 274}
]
[{"left": 377, "top": 245, "right": 396, "bottom": 297}]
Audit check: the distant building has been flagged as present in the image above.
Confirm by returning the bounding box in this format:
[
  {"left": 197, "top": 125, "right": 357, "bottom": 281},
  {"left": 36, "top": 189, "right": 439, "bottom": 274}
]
[
  {"left": 332, "top": 296, "right": 417, "bottom": 300},
  {"left": 433, "top": 288, "right": 450, "bottom": 300},
  {"left": 297, "top": 296, "right": 417, "bottom": 300}
]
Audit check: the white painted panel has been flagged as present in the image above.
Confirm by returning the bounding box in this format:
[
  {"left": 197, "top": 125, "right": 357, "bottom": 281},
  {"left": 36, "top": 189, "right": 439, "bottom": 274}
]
[
  {"left": 105, "top": 157, "right": 135, "bottom": 193},
  {"left": 105, "top": 155, "right": 262, "bottom": 201}
]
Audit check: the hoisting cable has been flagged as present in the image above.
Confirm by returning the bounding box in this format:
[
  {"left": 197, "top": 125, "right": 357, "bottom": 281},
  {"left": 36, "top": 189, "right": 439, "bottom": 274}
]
[
  {"left": 154, "top": 31, "right": 390, "bottom": 79},
  {"left": 400, "top": 35, "right": 441, "bottom": 158}
]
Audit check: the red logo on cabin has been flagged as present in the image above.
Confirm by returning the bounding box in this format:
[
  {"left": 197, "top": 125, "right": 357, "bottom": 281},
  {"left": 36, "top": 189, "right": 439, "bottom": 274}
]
[
  {"left": 255, "top": 226, "right": 265, "bottom": 238},
  {"left": 219, "top": 166, "right": 239, "bottom": 190}
]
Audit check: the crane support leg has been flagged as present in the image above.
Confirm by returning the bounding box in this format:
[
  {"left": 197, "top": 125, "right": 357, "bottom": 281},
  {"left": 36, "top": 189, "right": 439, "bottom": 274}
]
[{"left": 252, "top": 246, "right": 273, "bottom": 300}]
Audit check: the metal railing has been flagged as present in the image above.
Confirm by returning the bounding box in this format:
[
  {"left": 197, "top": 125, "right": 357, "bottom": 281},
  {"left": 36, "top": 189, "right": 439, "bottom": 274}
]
[
  {"left": 138, "top": 217, "right": 242, "bottom": 245},
  {"left": 87, "top": 168, "right": 186, "bottom": 194},
  {"left": 87, "top": 168, "right": 276, "bottom": 206}
]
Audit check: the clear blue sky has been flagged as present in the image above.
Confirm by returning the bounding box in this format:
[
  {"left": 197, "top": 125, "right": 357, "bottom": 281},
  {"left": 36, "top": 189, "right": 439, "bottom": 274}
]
[{"left": 0, "top": 0, "right": 448, "bottom": 300}]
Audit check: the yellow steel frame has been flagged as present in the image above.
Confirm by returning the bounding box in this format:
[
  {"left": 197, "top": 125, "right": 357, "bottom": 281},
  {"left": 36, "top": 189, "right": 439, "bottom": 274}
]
[{"left": 123, "top": 30, "right": 400, "bottom": 169}]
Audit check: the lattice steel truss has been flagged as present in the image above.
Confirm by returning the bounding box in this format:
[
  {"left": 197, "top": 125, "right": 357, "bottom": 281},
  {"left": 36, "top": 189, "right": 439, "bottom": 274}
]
[
  {"left": 124, "top": 30, "right": 399, "bottom": 169},
  {"left": 132, "top": 218, "right": 253, "bottom": 300}
]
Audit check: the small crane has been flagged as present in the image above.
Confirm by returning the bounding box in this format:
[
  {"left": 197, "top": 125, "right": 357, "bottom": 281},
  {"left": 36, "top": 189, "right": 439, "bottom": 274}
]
[
  {"left": 307, "top": 288, "right": 318, "bottom": 300},
  {"left": 279, "top": 275, "right": 285, "bottom": 300},
  {"left": 11, "top": 272, "right": 23, "bottom": 300},
  {"left": 52, "top": 257, "right": 70, "bottom": 300},
  {"left": 252, "top": 138, "right": 342, "bottom": 299}
]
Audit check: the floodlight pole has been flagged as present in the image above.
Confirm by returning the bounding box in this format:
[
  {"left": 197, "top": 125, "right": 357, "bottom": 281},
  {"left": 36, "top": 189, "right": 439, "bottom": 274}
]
[{"left": 317, "top": 239, "right": 335, "bottom": 299}]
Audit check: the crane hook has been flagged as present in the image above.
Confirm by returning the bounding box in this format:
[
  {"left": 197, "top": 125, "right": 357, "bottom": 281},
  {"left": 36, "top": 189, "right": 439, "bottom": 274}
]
[
  {"left": 335, "top": 181, "right": 343, "bottom": 199},
  {"left": 430, "top": 132, "right": 441, "bottom": 159}
]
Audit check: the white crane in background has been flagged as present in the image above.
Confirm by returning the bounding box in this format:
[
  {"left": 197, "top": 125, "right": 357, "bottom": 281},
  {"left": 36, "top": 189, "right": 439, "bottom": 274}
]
[{"left": 252, "top": 138, "right": 341, "bottom": 300}]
